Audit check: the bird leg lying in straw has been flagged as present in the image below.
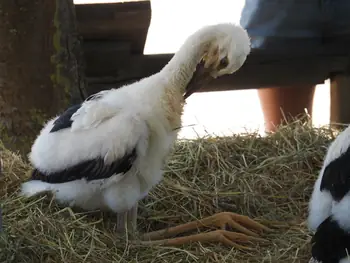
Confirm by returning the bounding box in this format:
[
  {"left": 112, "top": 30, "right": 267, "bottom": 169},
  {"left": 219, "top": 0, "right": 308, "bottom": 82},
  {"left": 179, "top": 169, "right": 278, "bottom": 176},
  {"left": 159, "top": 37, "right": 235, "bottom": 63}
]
[
  {"left": 133, "top": 59, "right": 272, "bottom": 249},
  {"left": 136, "top": 212, "right": 271, "bottom": 249}
]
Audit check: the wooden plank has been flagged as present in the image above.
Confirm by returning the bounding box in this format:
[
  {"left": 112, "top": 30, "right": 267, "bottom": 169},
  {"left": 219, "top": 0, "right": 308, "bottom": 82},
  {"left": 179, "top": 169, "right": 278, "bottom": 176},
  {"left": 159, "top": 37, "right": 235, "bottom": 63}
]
[
  {"left": 75, "top": 1, "right": 151, "bottom": 53},
  {"left": 82, "top": 41, "right": 131, "bottom": 76},
  {"left": 75, "top": 0, "right": 148, "bottom": 4},
  {"left": 83, "top": 46, "right": 350, "bottom": 78},
  {"left": 84, "top": 51, "right": 349, "bottom": 94},
  {"left": 330, "top": 73, "right": 350, "bottom": 126}
]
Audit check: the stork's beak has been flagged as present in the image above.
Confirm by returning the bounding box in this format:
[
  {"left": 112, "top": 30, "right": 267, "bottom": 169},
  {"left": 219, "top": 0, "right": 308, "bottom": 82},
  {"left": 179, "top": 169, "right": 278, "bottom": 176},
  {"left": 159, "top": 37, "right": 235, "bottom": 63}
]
[{"left": 184, "top": 60, "right": 214, "bottom": 100}]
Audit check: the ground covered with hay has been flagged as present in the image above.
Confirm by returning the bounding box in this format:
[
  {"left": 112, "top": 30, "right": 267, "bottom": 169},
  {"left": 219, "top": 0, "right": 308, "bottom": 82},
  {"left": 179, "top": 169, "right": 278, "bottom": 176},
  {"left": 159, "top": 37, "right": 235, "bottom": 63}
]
[{"left": 0, "top": 121, "right": 337, "bottom": 263}]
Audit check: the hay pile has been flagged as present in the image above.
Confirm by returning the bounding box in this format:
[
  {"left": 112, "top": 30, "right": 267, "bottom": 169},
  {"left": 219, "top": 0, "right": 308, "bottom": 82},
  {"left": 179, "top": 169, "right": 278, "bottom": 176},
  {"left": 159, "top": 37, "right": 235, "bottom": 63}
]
[{"left": 0, "top": 121, "right": 337, "bottom": 263}]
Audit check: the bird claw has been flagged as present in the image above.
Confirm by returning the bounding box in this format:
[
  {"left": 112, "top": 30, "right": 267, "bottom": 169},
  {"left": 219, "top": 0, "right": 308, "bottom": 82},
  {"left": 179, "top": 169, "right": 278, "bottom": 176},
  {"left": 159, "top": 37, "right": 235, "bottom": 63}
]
[
  {"left": 136, "top": 229, "right": 266, "bottom": 250},
  {"left": 138, "top": 212, "right": 271, "bottom": 248},
  {"left": 207, "top": 212, "right": 272, "bottom": 236},
  {"left": 203, "top": 229, "right": 266, "bottom": 249}
]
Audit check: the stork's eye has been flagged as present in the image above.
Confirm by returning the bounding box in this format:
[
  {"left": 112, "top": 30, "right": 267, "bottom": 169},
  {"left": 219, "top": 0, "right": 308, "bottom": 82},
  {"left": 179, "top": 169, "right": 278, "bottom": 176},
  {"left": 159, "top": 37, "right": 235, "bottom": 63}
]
[{"left": 219, "top": 57, "right": 229, "bottom": 68}]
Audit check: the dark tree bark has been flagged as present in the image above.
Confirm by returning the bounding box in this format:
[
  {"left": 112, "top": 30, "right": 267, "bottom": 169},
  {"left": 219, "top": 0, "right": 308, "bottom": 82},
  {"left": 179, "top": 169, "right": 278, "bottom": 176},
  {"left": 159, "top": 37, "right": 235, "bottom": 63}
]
[{"left": 0, "top": 0, "right": 87, "bottom": 155}]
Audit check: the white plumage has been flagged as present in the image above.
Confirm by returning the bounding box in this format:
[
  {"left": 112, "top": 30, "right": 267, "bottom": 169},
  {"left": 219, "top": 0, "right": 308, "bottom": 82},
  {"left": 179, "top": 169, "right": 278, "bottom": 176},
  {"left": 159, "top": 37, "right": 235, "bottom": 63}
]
[
  {"left": 308, "top": 125, "right": 350, "bottom": 263},
  {"left": 21, "top": 23, "right": 253, "bottom": 242}
]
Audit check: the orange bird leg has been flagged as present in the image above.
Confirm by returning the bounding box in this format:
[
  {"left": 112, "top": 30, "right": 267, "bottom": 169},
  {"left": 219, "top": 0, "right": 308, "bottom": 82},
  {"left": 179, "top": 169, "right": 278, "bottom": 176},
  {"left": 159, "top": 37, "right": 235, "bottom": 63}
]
[
  {"left": 139, "top": 230, "right": 266, "bottom": 250},
  {"left": 136, "top": 212, "right": 271, "bottom": 248}
]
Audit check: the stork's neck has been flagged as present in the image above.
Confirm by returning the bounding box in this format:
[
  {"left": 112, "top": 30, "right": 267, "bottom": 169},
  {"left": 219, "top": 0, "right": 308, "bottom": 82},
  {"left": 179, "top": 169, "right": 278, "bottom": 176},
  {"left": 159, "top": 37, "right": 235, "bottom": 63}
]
[
  {"left": 153, "top": 27, "right": 216, "bottom": 131},
  {"left": 160, "top": 30, "right": 212, "bottom": 92}
]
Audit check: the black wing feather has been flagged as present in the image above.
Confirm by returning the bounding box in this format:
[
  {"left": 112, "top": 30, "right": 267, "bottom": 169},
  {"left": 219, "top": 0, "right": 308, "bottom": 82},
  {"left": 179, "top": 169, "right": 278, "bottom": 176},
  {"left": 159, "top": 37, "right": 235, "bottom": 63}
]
[
  {"left": 50, "top": 104, "right": 82, "bottom": 133},
  {"left": 311, "top": 216, "right": 350, "bottom": 263},
  {"left": 31, "top": 148, "right": 137, "bottom": 184},
  {"left": 50, "top": 92, "right": 104, "bottom": 133},
  {"left": 86, "top": 93, "right": 103, "bottom": 101},
  {"left": 320, "top": 147, "right": 350, "bottom": 201}
]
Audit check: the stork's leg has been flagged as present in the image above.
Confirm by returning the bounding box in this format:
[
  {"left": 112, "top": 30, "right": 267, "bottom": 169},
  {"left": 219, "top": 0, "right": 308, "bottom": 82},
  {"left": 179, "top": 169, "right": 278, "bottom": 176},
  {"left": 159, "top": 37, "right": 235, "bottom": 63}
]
[
  {"left": 116, "top": 204, "right": 138, "bottom": 236},
  {"left": 139, "top": 230, "right": 265, "bottom": 250},
  {"left": 116, "top": 211, "right": 128, "bottom": 233},
  {"left": 137, "top": 212, "right": 271, "bottom": 249},
  {"left": 127, "top": 203, "right": 138, "bottom": 235}
]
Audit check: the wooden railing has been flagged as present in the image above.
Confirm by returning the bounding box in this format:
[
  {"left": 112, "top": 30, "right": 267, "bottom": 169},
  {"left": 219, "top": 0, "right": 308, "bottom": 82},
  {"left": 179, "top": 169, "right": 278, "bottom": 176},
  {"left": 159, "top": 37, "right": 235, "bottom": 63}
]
[{"left": 75, "top": 1, "right": 350, "bottom": 95}]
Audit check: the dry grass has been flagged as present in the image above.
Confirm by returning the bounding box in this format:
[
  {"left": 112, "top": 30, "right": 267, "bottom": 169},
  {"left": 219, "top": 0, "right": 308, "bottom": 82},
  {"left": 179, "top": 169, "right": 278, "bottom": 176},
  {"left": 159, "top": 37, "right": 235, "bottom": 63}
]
[{"left": 0, "top": 120, "right": 339, "bottom": 263}]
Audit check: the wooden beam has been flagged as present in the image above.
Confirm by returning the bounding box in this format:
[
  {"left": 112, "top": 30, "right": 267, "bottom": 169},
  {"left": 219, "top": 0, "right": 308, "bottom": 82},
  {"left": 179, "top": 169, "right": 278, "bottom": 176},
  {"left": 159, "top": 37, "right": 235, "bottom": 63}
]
[
  {"left": 84, "top": 51, "right": 349, "bottom": 94},
  {"left": 75, "top": 0, "right": 149, "bottom": 4},
  {"left": 82, "top": 41, "right": 131, "bottom": 76},
  {"left": 330, "top": 73, "right": 350, "bottom": 126},
  {"left": 75, "top": 1, "right": 151, "bottom": 54}
]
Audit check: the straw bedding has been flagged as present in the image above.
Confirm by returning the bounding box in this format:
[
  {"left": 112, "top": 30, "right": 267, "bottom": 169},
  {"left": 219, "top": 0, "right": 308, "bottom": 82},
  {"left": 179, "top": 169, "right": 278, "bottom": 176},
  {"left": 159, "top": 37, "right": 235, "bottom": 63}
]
[{"left": 0, "top": 120, "right": 339, "bottom": 263}]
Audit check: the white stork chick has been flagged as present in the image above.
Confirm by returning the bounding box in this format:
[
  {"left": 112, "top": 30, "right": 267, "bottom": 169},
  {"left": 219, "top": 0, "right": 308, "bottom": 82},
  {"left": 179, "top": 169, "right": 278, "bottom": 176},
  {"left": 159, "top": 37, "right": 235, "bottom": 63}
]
[
  {"left": 21, "top": 23, "right": 269, "bottom": 247},
  {"left": 308, "top": 125, "right": 350, "bottom": 263}
]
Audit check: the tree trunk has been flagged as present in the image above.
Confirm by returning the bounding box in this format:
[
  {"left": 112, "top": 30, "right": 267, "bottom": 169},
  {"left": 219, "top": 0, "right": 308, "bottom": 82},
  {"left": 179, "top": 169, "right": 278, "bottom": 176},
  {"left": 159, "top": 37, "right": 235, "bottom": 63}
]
[{"left": 0, "top": 0, "right": 87, "bottom": 155}]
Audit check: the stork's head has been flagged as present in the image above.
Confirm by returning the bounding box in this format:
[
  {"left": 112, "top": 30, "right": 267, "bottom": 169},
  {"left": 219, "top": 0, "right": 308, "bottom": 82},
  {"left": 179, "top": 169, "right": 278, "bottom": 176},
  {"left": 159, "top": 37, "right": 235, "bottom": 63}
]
[{"left": 184, "top": 23, "right": 251, "bottom": 99}]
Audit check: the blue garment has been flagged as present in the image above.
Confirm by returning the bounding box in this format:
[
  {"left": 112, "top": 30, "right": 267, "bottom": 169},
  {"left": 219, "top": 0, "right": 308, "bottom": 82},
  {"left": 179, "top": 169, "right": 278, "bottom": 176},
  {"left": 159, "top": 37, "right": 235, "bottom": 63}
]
[{"left": 240, "top": 0, "right": 350, "bottom": 54}]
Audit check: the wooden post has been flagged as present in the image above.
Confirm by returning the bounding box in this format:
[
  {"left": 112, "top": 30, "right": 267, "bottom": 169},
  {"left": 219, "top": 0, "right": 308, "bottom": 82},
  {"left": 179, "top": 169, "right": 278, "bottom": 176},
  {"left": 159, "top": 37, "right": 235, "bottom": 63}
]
[
  {"left": 0, "top": 0, "right": 87, "bottom": 155},
  {"left": 330, "top": 73, "right": 350, "bottom": 128}
]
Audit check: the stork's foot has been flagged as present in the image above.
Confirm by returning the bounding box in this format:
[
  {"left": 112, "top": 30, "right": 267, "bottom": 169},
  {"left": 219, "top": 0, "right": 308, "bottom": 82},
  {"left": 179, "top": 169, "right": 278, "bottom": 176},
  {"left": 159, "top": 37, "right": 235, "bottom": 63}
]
[
  {"left": 136, "top": 212, "right": 271, "bottom": 249},
  {"left": 140, "top": 229, "right": 267, "bottom": 250}
]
